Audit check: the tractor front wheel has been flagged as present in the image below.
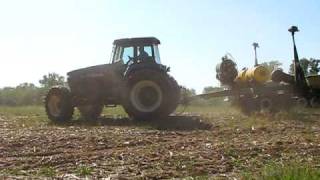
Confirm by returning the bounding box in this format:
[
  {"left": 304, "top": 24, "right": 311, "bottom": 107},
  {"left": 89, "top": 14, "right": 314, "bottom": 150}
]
[{"left": 45, "top": 86, "right": 74, "bottom": 122}]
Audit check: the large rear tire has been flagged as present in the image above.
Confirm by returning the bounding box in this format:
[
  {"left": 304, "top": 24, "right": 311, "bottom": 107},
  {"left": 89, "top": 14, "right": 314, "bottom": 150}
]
[
  {"left": 123, "top": 70, "right": 180, "bottom": 120},
  {"left": 78, "top": 104, "right": 103, "bottom": 120},
  {"left": 45, "top": 86, "right": 74, "bottom": 122}
]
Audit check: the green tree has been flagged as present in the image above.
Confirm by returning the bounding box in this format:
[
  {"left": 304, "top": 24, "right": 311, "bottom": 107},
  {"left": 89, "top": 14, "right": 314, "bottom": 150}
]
[
  {"left": 0, "top": 73, "right": 67, "bottom": 106},
  {"left": 289, "top": 62, "right": 294, "bottom": 75},
  {"left": 309, "top": 58, "right": 320, "bottom": 75},
  {"left": 260, "top": 60, "right": 282, "bottom": 73},
  {"left": 15, "top": 83, "right": 42, "bottom": 105},
  {"left": 39, "top": 73, "right": 66, "bottom": 88},
  {"left": 300, "top": 58, "right": 310, "bottom": 75},
  {"left": 17, "top": 83, "right": 37, "bottom": 89},
  {"left": 179, "top": 86, "right": 196, "bottom": 105},
  {"left": 181, "top": 87, "right": 196, "bottom": 97},
  {"left": 288, "top": 58, "right": 320, "bottom": 75},
  {"left": 0, "top": 87, "right": 17, "bottom": 106},
  {"left": 0, "top": 83, "right": 43, "bottom": 106}
]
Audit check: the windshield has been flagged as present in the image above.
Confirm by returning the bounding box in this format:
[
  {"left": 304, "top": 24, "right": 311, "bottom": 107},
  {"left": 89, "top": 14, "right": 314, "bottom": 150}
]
[
  {"left": 112, "top": 44, "right": 161, "bottom": 64},
  {"left": 112, "top": 46, "right": 133, "bottom": 64},
  {"left": 122, "top": 47, "right": 134, "bottom": 64}
]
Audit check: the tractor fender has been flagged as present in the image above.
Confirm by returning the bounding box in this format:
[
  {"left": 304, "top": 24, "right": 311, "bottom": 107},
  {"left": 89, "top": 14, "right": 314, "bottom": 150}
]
[{"left": 123, "top": 63, "right": 169, "bottom": 79}]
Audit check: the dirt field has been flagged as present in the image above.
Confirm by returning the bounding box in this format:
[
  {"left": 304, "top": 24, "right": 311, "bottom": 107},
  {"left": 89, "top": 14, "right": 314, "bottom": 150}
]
[{"left": 0, "top": 106, "right": 319, "bottom": 179}]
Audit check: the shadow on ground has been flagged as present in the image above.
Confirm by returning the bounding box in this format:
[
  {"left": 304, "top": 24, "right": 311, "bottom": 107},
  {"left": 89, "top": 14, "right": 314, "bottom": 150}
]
[{"left": 53, "top": 115, "right": 213, "bottom": 131}]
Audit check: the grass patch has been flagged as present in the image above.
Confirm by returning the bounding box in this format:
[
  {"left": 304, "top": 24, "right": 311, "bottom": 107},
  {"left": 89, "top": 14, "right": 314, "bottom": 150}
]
[
  {"left": 75, "top": 165, "right": 93, "bottom": 177},
  {"left": 0, "top": 105, "right": 48, "bottom": 127},
  {"left": 0, "top": 105, "right": 44, "bottom": 117},
  {"left": 243, "top": 162, "right": 320, "bottom": 180},
  {"left": 179, "top": 103, "right": 237, "bottom": 115},
  {"left": 274, "top": 108, "right": 319, "bottom": 123},
  {"left": 0, "top": 168, "right": 25, "bottom": 176},
  {"left": 0, "top": 105, "right": 128, "bottom": 127},
  {"left": 37, "top": 166, "right": 56, "bottom": 177},
  {"left": 101, "top": 106, "right": 127, "bottom": 117},
  {"left": 184, "top": 175, "right": 210, "bottom": 180}
]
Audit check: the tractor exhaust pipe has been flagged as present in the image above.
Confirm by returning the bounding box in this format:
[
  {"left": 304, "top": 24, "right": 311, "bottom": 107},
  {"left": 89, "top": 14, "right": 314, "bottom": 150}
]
[
  {"left": 289, "top": 26, "right": 308, "bottom": 91},
  {"left": 253, "top": 42, "right": 259, "bottom": 67}
]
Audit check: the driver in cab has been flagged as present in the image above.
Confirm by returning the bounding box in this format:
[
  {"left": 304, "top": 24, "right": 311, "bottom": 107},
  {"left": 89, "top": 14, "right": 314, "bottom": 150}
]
[
  {"left": 137, "top": 47, "right": 149, "bottom": 61},
  {"left": 126, "top": 47, "right": 150, "bottom": 64}
]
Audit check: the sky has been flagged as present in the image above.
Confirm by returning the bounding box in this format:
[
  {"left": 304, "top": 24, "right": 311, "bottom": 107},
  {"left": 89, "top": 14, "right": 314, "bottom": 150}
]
[{"left": 0, "top": 0, "right": 320, "bottom": 93}]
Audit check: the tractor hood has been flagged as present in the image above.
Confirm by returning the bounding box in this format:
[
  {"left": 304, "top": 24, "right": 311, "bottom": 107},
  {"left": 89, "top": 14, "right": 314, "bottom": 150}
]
[{"left": 67, "top": 64, "right": 110, "bottom": 79}]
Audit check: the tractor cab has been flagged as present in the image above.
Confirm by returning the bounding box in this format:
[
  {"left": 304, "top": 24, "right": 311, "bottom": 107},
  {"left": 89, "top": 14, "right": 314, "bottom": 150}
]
[{"left": 111, "top": 37, "right": 161, "bottom": 65}]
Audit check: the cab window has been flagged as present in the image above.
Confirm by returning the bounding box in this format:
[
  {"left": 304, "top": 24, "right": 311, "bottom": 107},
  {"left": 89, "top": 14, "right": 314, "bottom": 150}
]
[
  {"left": 122, "top": 47, "right": 134, "bottom": 64},
  {"left": 112, "top": 46, "right": 134, "bottom": 64},
  {"left": 137, "top": 46, "right": 153, "bottom": 57},
  {"left": 153, "top": 45, "right": 161, "bottom": 64},
  {"left": 113, "top": 46, "right": 122, "bottom": 63}
]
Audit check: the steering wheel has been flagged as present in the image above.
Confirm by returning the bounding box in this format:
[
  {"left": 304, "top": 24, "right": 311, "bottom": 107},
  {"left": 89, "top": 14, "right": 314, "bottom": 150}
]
[{"left": 126, "top": 56, "right": 136, "bottom": 66}]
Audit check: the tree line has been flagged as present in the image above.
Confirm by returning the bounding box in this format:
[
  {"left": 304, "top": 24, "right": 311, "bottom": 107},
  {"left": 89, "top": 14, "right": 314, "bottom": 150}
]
[
  {"left": 0, "top": 73, "right": 65, "bottom": 106},
  {"left": 260, "top": 58, "right": 320, "bottom": 75},
  {"left": 289, "top": 58, "right": 320, "bottom": 75}
]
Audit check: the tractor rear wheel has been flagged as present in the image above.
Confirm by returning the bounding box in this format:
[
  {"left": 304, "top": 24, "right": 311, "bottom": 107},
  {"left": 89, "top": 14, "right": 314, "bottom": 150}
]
[
  {"left": 123, "top": 70, "right": 180, "bottom": 120},
  {"left": 45, "top": 86, "right": 74, "bottom": 122}
]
